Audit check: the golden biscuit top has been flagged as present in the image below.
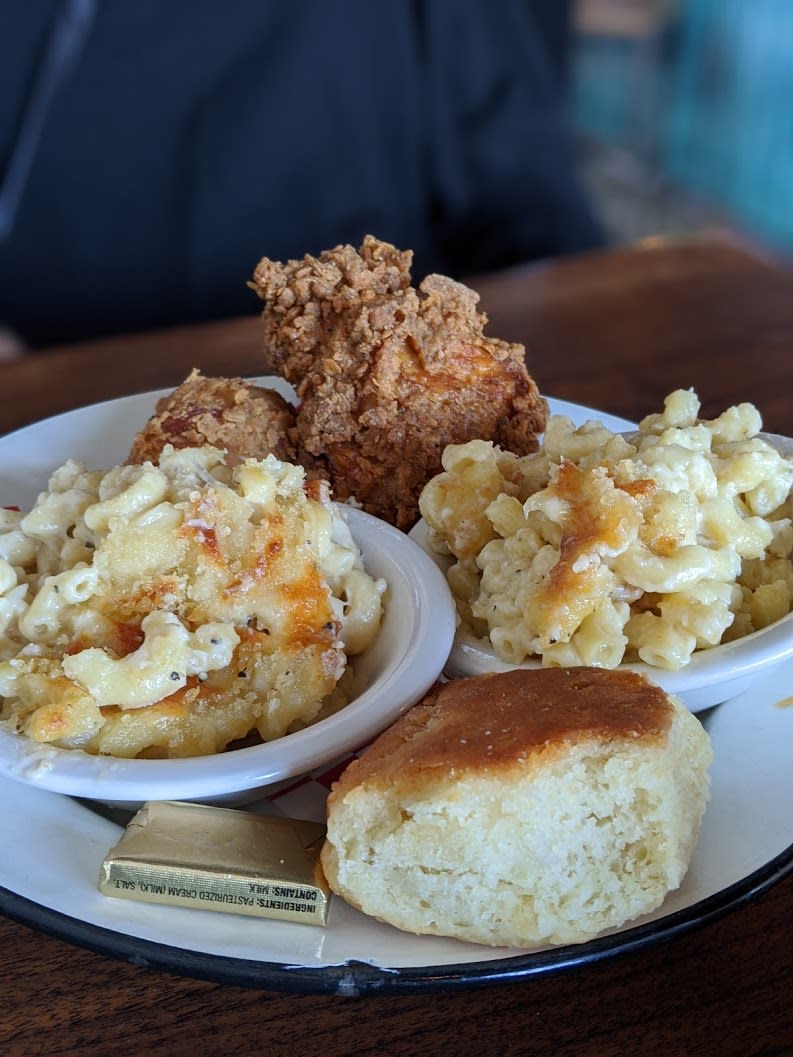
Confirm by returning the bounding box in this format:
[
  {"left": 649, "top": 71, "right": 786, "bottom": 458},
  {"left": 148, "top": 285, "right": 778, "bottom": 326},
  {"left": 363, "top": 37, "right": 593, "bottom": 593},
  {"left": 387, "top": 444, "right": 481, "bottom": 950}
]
[{"left": 328, "top": 667, "right": 673, "bottom": 799}]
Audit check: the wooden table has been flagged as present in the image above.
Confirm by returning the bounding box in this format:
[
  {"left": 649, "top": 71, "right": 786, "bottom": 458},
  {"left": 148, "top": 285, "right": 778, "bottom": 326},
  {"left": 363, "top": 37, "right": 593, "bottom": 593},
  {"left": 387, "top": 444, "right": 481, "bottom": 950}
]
[{"left": 1, "top": 233, "right": 792, "bottom": 1057}]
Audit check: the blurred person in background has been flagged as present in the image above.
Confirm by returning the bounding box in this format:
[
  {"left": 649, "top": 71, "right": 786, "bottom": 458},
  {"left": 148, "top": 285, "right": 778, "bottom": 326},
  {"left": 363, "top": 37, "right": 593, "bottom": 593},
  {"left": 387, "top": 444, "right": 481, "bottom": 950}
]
[{"left": 0, "top": 0, "right": 601, "bottom": 355}]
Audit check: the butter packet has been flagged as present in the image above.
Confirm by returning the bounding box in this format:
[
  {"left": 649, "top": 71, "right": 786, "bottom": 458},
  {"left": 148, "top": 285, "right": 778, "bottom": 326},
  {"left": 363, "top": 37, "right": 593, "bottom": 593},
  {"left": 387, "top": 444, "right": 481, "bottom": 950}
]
[{"left": 98, "top": 800, "right": 329, "bottom": 926}]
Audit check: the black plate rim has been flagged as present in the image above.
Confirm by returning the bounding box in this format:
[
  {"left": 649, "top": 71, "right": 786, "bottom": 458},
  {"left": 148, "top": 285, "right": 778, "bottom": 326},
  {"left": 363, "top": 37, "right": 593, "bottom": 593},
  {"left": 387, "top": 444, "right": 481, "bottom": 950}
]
[{"left": 3, "top": 840, "right": 792, "bottom": 996}]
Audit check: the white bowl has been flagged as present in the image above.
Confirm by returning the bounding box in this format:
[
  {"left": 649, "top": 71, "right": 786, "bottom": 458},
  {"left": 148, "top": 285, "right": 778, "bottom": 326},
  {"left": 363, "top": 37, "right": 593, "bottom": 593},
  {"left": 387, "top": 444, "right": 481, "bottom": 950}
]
[
  {"left": 0, "top": 508, "right": 456, "bottom": 804},
  {"left": 410, "top": 508, "right": 793, "bottom": 715},
  {"left": 440, "top": 609, "right": 793, "bottom": 713}
]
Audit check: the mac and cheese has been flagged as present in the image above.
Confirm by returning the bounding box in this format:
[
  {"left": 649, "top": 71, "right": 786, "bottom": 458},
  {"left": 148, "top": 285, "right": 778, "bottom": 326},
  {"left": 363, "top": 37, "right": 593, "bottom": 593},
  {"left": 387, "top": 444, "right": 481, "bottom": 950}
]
[
  {"left": 0, "top": 446, "right": 385, "bottom": 757},
  {"left": 419, "top": 390, "right": 793, "bottom": 671}
]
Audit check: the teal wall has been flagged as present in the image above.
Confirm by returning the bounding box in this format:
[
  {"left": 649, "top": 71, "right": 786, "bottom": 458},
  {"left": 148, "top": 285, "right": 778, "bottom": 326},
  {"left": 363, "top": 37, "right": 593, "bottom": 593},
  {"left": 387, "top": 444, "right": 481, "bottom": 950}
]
[{"left": 571, "top": 0, "right": 793, "bottom": 250}]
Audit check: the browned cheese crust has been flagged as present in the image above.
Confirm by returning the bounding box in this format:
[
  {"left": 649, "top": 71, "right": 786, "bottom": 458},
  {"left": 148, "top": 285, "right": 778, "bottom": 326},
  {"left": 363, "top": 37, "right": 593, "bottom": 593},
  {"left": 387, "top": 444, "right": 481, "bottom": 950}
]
[{"left": 249, "top": 235, "right": 548, "bottom": 529}]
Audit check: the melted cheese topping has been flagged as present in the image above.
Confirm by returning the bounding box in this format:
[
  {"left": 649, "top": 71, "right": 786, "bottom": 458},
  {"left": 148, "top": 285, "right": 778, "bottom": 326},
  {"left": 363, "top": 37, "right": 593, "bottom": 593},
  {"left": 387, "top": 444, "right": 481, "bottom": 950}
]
[
  {"left": 0, "top": 447, "right": 385, "bottom": 757},
  {"left": 420, "top": 389, "right": 793, "bottom": 671}
]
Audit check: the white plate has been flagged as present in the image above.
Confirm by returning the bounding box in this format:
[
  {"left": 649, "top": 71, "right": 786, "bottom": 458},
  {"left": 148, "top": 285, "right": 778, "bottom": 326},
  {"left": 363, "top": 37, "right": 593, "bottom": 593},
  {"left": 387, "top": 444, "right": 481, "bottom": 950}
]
[{"left": 2, "top": 389, "right": 793, "bottom": 994}]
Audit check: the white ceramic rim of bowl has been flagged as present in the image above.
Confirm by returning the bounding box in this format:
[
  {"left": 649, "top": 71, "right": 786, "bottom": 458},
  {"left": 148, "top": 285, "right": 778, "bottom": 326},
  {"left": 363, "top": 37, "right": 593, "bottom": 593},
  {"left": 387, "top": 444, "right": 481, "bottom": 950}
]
[
  {"left": 0, "top": 508, "right": 456, "bottom": 802},
  {"left": 443, "top": 611, "right": 793, "bottom": 711},
  {"left": 409, "top": 428, "right": 793, "bottom": 712}
]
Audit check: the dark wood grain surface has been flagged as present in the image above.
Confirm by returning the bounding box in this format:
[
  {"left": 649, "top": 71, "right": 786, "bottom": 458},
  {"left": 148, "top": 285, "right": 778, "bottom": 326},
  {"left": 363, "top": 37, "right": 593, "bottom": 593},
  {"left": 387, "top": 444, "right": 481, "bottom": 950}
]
[{"left": 2, "top": 233, "right": 792, "bottom": 1057}]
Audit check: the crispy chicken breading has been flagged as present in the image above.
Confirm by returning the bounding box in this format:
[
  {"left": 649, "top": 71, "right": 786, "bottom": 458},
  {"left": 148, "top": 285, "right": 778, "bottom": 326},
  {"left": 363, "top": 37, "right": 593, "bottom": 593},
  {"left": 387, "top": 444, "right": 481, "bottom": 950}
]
[
  {"left": 249, "top": 235, "right": 548, "bottom": 529},
  {"left": 128, "top": 369, "right": 298, "bottom": 466}
]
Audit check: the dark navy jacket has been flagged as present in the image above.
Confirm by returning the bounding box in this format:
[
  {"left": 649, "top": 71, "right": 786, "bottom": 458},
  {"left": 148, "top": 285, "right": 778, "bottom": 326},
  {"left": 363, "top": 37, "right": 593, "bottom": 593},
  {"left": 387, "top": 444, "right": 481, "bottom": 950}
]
[{"left": 0, "top": 1, "right": 601, "bottom": 346}]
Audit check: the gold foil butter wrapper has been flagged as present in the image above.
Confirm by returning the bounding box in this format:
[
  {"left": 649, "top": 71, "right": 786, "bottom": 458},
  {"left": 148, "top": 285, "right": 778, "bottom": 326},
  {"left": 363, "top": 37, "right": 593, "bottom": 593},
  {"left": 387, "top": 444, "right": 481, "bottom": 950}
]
[{"left": 98, "top": 800, "right": 330, "bottom": 926}]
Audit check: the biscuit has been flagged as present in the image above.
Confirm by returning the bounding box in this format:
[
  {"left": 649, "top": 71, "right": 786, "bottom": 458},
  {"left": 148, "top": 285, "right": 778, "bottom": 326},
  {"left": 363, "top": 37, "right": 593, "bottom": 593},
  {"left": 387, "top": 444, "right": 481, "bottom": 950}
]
[{"left": 321, "top": 667, "right": 712, "bottom": 947}]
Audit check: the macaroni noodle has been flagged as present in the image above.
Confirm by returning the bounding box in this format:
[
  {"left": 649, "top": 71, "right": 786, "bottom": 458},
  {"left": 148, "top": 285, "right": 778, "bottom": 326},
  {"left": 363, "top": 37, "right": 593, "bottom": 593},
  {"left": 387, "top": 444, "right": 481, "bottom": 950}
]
[
  {"left": 419, "top": 390, "right": 793, "bottom": 671},
  {"left": 0, "top": 446, "right": 385, "bottom": 757}
]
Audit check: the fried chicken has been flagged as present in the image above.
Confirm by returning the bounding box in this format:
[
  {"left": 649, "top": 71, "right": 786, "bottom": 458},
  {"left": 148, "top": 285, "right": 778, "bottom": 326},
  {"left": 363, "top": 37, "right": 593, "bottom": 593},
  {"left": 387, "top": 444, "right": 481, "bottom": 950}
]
[
  {"left": 128, "top": 369, "right": 299, "bottom": 466},
  {"left": 249, "top": 235, "right": 548, "bottom": 529}
]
